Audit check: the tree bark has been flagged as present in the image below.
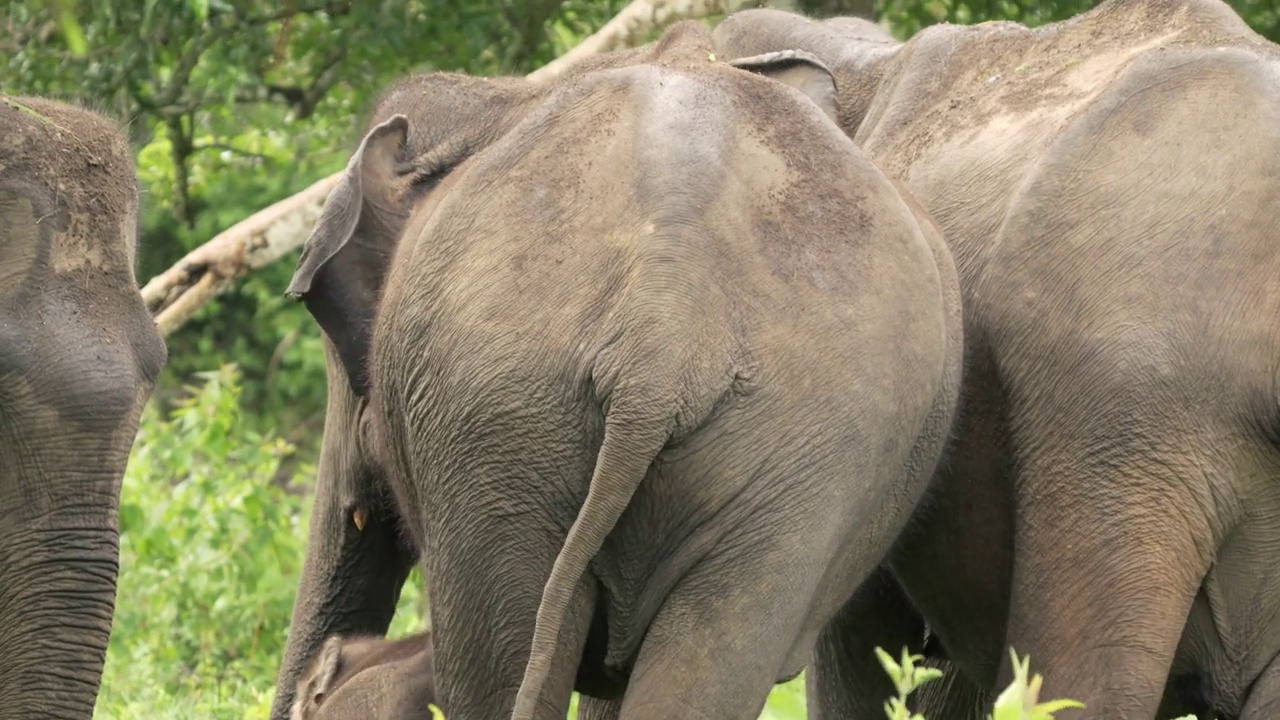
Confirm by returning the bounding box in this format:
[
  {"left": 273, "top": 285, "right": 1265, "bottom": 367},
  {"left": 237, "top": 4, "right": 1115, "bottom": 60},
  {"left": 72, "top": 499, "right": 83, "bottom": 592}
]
[{"left": 142, "top": 0, "right": 752, "bottom": 337}]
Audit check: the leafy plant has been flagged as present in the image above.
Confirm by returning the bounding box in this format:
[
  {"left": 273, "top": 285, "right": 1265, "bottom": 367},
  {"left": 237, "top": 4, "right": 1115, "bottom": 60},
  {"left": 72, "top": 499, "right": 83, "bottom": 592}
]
[
  {"left": 989, "top": 650, "right": 1084, "bottom": 720},
  {"left": 93, "top": 365, "right": 423, "bottom": 718},
  {"left": 871, "top": 645, "right": 1207, "bottom": 720},
  {"left": 875, "top": 646, "right": 1086, "bottom": 720},
  {"left": 876, "top": 647, "right": 944, "bottom": 720}
]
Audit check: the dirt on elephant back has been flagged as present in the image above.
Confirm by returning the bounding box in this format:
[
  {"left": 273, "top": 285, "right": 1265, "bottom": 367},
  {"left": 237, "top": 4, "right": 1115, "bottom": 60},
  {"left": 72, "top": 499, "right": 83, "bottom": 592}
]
[
  {"left": 0, "top": 96, "right": 138, "bottom": 268},
  {"left": 881, "top": 0, "right": 1278, "bottom": 161}
]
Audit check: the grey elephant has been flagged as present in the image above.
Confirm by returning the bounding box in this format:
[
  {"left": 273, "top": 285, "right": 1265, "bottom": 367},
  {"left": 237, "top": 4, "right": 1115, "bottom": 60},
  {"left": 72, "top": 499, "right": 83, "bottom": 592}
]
[
  {"left": 0, "top": 97, "right": 167, "bottom": 718},
  {"left": 712, "top": 0, "right": 1280, "bottom": 717},
  {"left": 292, "top": 631, "right": 435, "bottom": 720},
  {"left": 271, "top": 19, "right": 964, "bottom": 720}
]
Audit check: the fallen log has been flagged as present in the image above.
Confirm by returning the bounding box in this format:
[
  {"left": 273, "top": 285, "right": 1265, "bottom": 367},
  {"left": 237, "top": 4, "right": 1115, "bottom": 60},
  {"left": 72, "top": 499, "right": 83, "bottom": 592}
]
[{"left": 141, "top": 172, "right": 339, "bottom": 335}]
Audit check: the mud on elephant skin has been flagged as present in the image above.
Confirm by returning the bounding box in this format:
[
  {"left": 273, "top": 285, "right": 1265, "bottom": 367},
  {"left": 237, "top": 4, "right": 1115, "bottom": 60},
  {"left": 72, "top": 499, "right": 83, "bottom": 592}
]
[
  {"left": 292, "top": 630, "right": 435, "bottom": 720},
  {"left": 272, "top": 19, "right": 964, "bottom": 720},
  {"left": 0, "top": 96, "right": 167, "bottom": 718},
  {"left": 714, "top": 0, "right": 1280, "bottom": 717}
]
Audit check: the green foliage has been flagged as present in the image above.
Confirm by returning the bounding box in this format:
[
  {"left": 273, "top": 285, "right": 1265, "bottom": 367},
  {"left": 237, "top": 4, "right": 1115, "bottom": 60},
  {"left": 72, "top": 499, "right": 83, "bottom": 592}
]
[
  {"left": 94, "top": 365, "right": 424, "bottom": 718},
  {"left": 870, "top": 646, "right": 1211, "bottom": 720},
  {"left": 94, "top": 365, "right": 309, "bottom": 718},
  {"left": 50, "top": 0, "right": 87, "bottom": 56},
  {"left": 876, "top": 647, "right": 1085, "bottom": 720},
  {"left": 760, "top": 675, "right": 809, "bottom": 720},
  {"left": 877, "top": 647, "right": 944, "bottom": 720},
  {"left": 989, "top": 651, "right": 1084, "bottom": 720}
]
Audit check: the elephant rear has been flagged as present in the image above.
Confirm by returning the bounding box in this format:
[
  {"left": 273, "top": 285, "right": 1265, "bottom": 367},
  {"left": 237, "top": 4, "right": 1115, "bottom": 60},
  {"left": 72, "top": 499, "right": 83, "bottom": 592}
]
[{"left": 280, "top": 20, "right": 963, "bottom": 720}]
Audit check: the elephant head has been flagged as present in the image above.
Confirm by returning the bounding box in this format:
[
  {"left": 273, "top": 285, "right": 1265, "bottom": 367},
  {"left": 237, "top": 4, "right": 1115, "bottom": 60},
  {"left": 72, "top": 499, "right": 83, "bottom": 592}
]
[
  {"left": 271, "top": 24, "right": 846, "bottom": 719},
  {"left": 0, "top": 97, "right": 167, "bottom": 718}
]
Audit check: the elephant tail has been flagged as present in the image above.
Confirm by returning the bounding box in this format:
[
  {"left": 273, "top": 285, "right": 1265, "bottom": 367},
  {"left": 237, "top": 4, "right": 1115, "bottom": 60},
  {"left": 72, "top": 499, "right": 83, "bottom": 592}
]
[{"left": 512, "top": 398, "right": 670, "bottom": 720}]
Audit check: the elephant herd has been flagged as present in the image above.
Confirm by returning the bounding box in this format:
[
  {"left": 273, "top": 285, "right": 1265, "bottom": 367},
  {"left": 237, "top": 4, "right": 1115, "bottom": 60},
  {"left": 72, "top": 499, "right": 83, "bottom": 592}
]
[{"left": 2, "top": 0, "right": 1278, "bottom": 718}]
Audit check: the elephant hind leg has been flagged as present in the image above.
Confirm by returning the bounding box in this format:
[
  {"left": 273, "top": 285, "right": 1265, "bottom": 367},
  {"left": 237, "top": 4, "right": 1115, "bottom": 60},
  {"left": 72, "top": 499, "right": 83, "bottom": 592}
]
[
  {"left": 615, "top": 529, "right": 853, "bottom": 720},
  {"left": 807, "top": 567, "right": 931, "bottom": 720},
  {"left": 1239, "top": 652, "right": 1280, "bottom": 719},
  {"left": 1001, "top": 447, "right": 1216, "bottom": 719}
]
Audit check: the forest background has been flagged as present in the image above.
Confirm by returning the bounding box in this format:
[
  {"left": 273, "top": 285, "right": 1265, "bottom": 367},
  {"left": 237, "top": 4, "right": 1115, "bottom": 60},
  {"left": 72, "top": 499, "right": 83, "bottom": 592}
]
[{"left": 6, "top": 0, "right": 1274, "bottom": 716}]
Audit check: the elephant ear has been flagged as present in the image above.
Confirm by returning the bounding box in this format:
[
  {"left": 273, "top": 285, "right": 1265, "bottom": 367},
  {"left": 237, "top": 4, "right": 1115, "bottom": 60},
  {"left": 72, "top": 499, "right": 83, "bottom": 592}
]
[
  {"left": 727, "top": 50, "right": 839, "bottom": 124},
  {"left": 286, "top": 114, "right": 409, "bottom": 396}
]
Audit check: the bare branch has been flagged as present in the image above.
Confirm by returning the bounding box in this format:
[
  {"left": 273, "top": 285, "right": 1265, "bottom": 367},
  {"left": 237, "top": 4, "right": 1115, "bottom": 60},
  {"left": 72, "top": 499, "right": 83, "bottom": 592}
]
[{"left": 141, "top": 172, "right": 340, "bottom": 332}]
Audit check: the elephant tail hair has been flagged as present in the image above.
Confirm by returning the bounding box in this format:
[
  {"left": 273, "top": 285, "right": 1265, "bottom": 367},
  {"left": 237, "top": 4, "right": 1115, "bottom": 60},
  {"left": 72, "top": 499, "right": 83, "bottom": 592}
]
[{"left": 512, "top": 399, "right": 671, "bottom": 720}]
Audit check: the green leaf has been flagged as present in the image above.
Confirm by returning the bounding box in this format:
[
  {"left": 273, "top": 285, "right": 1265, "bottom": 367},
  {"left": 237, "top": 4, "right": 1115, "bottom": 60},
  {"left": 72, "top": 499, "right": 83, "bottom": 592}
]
[
  {"left": 876, "top": 646, "right": 904, "bottom": 686},
  {"left": 189, "top": 0, "right": 210, "bottom": 23},
  {"left": 54, "top": 4, "right": 88, "bottom": 57},
  {"left": 1034, "top": 699, "right": 1086, "bottom": 713}
]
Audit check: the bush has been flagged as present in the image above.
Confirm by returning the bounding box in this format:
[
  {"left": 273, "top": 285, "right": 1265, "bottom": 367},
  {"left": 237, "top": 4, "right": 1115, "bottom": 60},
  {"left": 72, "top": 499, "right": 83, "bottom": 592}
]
[{"left": 93, "top": 365, "right": 424, "bottom": 719}]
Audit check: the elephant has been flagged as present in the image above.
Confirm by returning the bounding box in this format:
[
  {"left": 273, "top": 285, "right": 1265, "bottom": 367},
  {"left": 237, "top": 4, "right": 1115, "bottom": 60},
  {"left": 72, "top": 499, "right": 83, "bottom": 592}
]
[
  {"left": 270, "top": 19, "right": 964, "bottom": 720},
  {"left": 0, "top": 97, "right": 167, "bottom": 717},
  {"left": 711, "top": 0, "right": 1280, "bottom": 717},
  {"left": 292, "top": 631, "right": 435, "bottom": 720}
]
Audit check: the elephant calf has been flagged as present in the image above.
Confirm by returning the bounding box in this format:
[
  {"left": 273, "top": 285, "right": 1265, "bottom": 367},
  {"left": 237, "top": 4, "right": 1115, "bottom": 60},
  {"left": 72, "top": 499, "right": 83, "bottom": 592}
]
[
  {"left": 272, "top": 19, "right": 963, "bottom": 720},
  {"left": 292, "top": 631, "right": 435, "bottom": 720}
]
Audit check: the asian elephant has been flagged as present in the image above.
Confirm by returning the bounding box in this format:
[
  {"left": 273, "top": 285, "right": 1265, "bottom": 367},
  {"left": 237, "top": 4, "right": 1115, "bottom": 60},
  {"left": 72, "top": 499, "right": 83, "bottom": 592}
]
[
  {"left": 712, "top": 0, "right": 1280, "bottom": 717},
  {"left": 292, "top": 630, "right": 435, "bottom": 720},
  {"left": 0, "top": 97, "right": 167, "bottom": 717},
  {"left": 271, "top": 20, "right": 964, "bottom": 720}
]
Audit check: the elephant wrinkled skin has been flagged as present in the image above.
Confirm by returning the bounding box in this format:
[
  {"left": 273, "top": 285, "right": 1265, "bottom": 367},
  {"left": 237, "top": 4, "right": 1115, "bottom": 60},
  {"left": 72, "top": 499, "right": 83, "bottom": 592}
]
[
  {"left": 272, "top": 21, "right": 963, "bottom": 720},
  {"left": 713, "top": 0, "right": 1280, "bottom": 717},
  {"left": 0, "top": 97, "right": 167, "bottom": 717}
]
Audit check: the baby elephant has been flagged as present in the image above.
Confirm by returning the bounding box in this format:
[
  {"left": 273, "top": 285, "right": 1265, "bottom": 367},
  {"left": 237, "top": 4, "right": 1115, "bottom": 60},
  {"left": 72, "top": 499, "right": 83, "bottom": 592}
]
[{"left": 292, "top": 630, "right": 435, "bottom": 720}]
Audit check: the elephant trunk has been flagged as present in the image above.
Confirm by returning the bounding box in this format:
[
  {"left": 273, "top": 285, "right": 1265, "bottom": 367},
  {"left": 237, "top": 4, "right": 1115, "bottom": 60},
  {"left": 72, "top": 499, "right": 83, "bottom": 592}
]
[
  {"left": 269, "top": 369, "right": 416, "bottom": 720},
  {"left": 269, "top": 478, "right": 416, "bottom": 720},
  {"left": 0, "top": 489, "right": 121, "bottom": 719}
]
